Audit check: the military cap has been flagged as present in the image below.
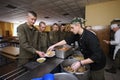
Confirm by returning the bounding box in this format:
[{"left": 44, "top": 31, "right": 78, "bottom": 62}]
[{"left": 71, "top": 17, "right": 85, "bottom": 24}]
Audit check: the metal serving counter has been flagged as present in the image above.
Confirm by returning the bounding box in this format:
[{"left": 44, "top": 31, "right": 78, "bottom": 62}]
[{"left": 0, "top": 57, "right": 64, "bottom": 80}]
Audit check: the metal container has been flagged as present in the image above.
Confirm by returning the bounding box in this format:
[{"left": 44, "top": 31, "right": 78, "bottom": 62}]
[
  {"left": 68, "top": 51, "right": 84, "bottom": 61},
  {"left": 55, "top": 45, "right": 74, "bottom": 59},
  {"left": 54, "top": 73, "right": 78, "bottom": 80},
  {"left": 60, "top": 59, "right": 90, "bottom": 80}
]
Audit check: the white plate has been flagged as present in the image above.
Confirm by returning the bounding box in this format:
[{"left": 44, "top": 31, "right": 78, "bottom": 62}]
[
  {"left": 45, "top": 51, "right": 55, "bottom": 57},
  {"left": 36, "top": 58, "right": 46, "bottom": 63}
]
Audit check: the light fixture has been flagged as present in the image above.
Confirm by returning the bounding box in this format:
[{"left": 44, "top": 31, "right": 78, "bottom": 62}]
[{"left": 6, "top": 4, "right": 17, "bottom": 9}]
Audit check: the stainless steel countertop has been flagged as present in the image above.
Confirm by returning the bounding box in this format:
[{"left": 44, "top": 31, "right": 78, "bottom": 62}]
[{"left": 15, "top": 57, "right": 64, "bottom": 80}]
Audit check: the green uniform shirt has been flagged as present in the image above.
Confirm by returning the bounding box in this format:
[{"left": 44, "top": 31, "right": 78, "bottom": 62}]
[
  {"left": 59, "top": 31, "right": 66, "bottom": 41},
  {"left": 49, "top": 31, "right": 59, "bottom": 45},
  {"left": 17, "top": 23, "right": 39, "bottom": 58},
  {"left": 38, "top": 32, "right": 49, "bottom": 52}
]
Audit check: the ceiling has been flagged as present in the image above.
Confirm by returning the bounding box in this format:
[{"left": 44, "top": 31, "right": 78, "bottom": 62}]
[{"left": 0, "top": 0, "right": 112, "bottom": 25}]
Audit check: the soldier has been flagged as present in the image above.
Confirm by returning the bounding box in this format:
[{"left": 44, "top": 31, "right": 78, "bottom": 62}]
[
  {"left": 59, "top": 24, "right": 66, "bottom": 41},
  {"left": 49, "top": 23, "right": 59, "bottom": 45},
  {"left": 38, "top": 21, "right": 49, "bottom": 52},
  {"left": 17, "top": 11, "right": 45, "bottom": 66}
]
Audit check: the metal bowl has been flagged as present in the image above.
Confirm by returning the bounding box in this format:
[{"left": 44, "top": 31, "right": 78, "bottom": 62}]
[
  {"left": 54, "top": 73, "right": 78, "bottom": 80},
  {"left": 60, "top": 59, "right": 90, "bottom": 80}
]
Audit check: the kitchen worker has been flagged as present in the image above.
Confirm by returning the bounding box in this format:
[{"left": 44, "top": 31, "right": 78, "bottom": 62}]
[
  {"left": 17, "top": 11, "right": 45, "bottom": 67},
  {"left": 48, "top": 17, "right": 106, "bottom": 80},
  {"left": 103, "top": 24, "right": 120, "bottom": 73},
  {"left": 38, "top": 21, "right": 50, "bottom": 52}
]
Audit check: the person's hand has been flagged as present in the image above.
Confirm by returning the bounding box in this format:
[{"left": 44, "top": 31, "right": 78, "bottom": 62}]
[
  {"left": 103, "top": 40, "right": 110, "bottom": 44},
  {"left": 71, "top": 61, "right": 80, "bottom": 72},
  {"left": 47, "top": 45, "right": 55, "bottom": 51},
  {"left": 36, "top": 51, "right": 45, "bottom": 58}
]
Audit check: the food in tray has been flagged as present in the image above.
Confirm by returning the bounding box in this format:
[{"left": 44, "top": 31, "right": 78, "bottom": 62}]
[
  {"left": 64, "top": 66, "right": 86, "bottom": 73},
  {"left": 58, "top": 47, "right": 69, "bottom": 51},
  {"left": 72, "top": 54, "right": 84, "bottom": 60},
  {"left": 37, "top": 58, "right": 46, "bottom": 63},
  {"left": 56, "top": 45, "right": 71, "bottom": 51},
  {"left": 46, "top": 50, "right": 55, "bottom": 57}
]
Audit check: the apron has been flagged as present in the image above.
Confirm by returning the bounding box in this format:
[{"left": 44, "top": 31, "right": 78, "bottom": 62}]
[{"left": 113, "top": 46, "right": 120, "bottom": 59}]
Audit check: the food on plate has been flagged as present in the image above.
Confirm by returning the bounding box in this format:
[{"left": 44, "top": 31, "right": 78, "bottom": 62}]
[
  {"left": 46, "top": 51, "right": 52, "bottom": 55},
  {"left": 46, "top": 50, "right": 55, "bottom": 57},
  {"left": 64, "top": 66, "right": 86, "bottom": 72},
  {"left": 37, "top": 58, "right": 46, "bottom": 63}
]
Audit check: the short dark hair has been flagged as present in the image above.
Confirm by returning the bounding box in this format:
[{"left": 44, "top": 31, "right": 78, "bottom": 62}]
[
  {"left": 52, "top": 23, "right": 59, "bottom": 27},
  {"left": 28, "top": 11, "right": 37, "bottom": 17},
  {"left": 61, "top": 24, "right": 66, "bottom": 26},
  {"left": 39, "top": 21, "right": 46, "bottom": 26}
]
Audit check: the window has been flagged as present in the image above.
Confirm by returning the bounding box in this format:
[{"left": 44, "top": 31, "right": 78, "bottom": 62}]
[{"left": 13, "top": 23, "right": 20, "bottom": 36}]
